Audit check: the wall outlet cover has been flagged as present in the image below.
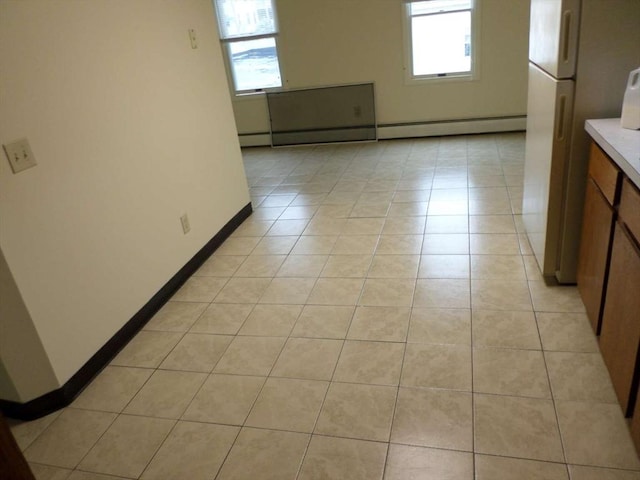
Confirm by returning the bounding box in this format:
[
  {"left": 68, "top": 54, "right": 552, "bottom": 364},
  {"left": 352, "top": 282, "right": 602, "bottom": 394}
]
[{"left": 4, "top": 138, "right": 37, "bottom": 174}]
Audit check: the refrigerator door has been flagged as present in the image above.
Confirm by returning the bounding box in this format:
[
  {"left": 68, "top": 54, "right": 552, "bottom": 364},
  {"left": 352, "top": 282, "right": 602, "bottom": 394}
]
[
  {"left": 529, "top": 0, "right": 580, "bottom": 79},
  {"left": 523, "top": 63, "right": 575, "bottom": 278}
]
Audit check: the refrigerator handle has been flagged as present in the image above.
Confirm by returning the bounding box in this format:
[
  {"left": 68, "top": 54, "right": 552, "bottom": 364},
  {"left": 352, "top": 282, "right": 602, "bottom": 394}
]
[
  {"left": 556, "top": 95, "right": 567, "bottom": 141},
  {"left": 561, "top": 10, "right": 572, "bottom": 65}
]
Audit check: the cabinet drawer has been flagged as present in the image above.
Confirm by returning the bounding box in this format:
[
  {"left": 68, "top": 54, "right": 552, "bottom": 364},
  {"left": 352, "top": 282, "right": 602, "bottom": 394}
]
[
  {"left": 599, "top": 222, "right": 640, "bottom": 415},
  {"left": 620, "top": 178, "right": 640, "bottom": 244},
  {"left": 588, "top": 142, "right": 621, "bottom": 205}
]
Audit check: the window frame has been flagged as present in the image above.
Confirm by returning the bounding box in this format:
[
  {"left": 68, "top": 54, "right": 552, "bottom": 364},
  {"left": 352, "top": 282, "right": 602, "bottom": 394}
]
[
  {"left": 403, "top": 0, "right": 480, "bottom": 84},
  {"left": 213, "top": 0, "right": 285, "bottom": 96}
]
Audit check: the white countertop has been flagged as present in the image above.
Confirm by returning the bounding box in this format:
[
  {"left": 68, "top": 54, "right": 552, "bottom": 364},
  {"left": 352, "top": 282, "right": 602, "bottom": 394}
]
[{"left": 585, "top": 118, "right": 640, "bottom": 189}]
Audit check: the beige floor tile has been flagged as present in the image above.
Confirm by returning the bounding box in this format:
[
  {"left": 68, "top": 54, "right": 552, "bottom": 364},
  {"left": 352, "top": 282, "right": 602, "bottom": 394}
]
[
  {"left": 291, "top": 305, "right": 354, "bottom": 339},
  {"left": 234, "top": 254, "right": 286, "bottom": 277},
  {"left": 414, "top": 279, "right": 470, "bottom": 308},
  {"left": 519, "top": 233, "right": 534, "bottom": 255},
  {"left": 471, "top": 279, "right": 532, "bottom": 311},
  {"left": 110, "top": 331, "right": 182, "bottom": 368},
  {"left": 469, "top": 198, "right": 513, "bottom": 215},
  {"left": 376, "top": 235, "right": 423, "bottom": 255},
  {"left": 359, "top": 278, "right": 415, "bottom": 307},
  {"left": 401, "top": 343, "right": 471, "bottom": 390},
  {"left": 472, "top": 309, "right": 540, "bottom": 349},
  {"left": 474, "top": 394, "right": 564, "bottom": 462},
  {"left": 428, "top": 199, "right": 468, "bottom": 215},
  {"left": 387, "top": 202, "right": 428, "bottom": 217},
  {"left": 469, "top": 234, "right": 521, "bottom": 255},
  {"left": 251, "top": 235, "right": 298, "bottom": 255},
  {"left": 536, "top": 312, "right": 598, "bottom": 352},
  {"left": 72, "top": 366, "right": 152, "bottom": 413},
  {"left": 143, "top": 301, "right": 208, "bottom": 332},
  {"left": 29, "top": 464, "right": 73, "bottom": 480},
  {"left": 291, "top": 235, "right": 338, "bottom": 255},
  {"left": 470, "top": 254, "right": 526, "bottom": 279},
  {"left": 556, "top": 401, "right": 640, "bottom": 469},
  {"left": 304, "top": 218, "right": 347, "bottom": 236},
  {"left": 246, "top": 377, "right": 328, "bottom": 433},
  {"left": 422, "top": 234, "right": 470, "bottom": 254},
  {"left": 159, "top": 333, "right": 232, "bottom": 372},
  {"left": 124, "top": 370, "right": 206, "bottom": 419},
  {"left": 332, "top": 235, "right": 379, "bottom": 254},
  {"left": 408, "top": 308, "right": 471, "bottom": 344},
  {"left": 545, "top": 351, "right": 617, "bottom": 403},
  {"left": 277, "top": 254, "right": 328, "bottom": 277},
  {"left": 251, "top": 206, "right": 286, "bottom": 220},
  {"left": 78, "top": 415, "right": 175, "bottom": 478},
  {"left": 368, "top": 254, "right": 420, "bottom": 278},
  {"left": 189, "top": 303, "right": 253, "bottom": 335},
  {"left": 216, "top": 427, "right": 309, "bottom": 480},
  {"left": 473, "top": 347, "right": 550, "bottom": 398},
  {"left": 469, "top": 215, "right": 516, "bottom": 234},
  {"left": 342, "top": 217, "right": 385, "bottom": 235},
  {"left": 213, "top": 277, "right": 272, "bottom": 304},
  {"left": 182, "top": 374, "right": 265, "bottom": 425},
  {"left": 321, "top": 254, "right": 372, "bottom": 278},
  {"left": 171, "top": 277, "right": 228, "bottom": 303},
  {"left": 230, "top": 219, "right": 274, "bottom": 237},
  {"left": 261, "top": 194, "right": 296, "bottom": 207},
  {"left": 424, "top": 215, "right": 468, "bottom": 233},
  {"left": 271, "top": 337, "right": 343, "bottom": 380},
  {"left": 347, "top": 306, "right": 410, "bottom": 342},
  {"left": 259, "top": 277, "right": 316, "bottom": 304},
  {"left": 308, "top": 278, "right": 364, "bottom": 305},
  {"left": 474, "top": 455, "right": 569, "bottom": 480},
  {"left": 24, "top": 409, "right": 116, "bottom": 469},
  {"left": 382, "top": 216, "right": 426, "bottom": 235},
  {"left": 315, "top": 204, "right": 354, "bottom": 218},
  {"left": 9, "top": 411, "right": 62, "bottom": 452},
  {"left": 315, "top": 383, "right": 397, "bottom": 442},
  {"left": 299, "top": 435, "right": 387, "bottom": 480},
  {"left": 418, "top": 254, "right": 470, "bottom": 278},
  {"left": 385, "top": 444, "right": 474, "bottom": 480},
  {"left": 390, "top": 387, "right": 472, "bottom": 451},
  {"left": 568, "top": 465, "right": 640, "bottom": 480},
  {"left": 266, "top": 219, "right": 309, "bottom": 236},
  {"left": 214, "top": 236, "right": 260, "bottom": 255},
  {"left": 141, "top": 422, "right": 238, "bottom": 480},
  {"left": 350, "top": 203, "right": 390, "bottom": 218},
  {"left": 214, "top": 336, "right": 285, "bottom": 375},
  {"left": 333, "top": 341, "right": 404, "bottom": 385},
  {"left": 238, "top": 304, "right": 302, "bottom": 336},
  {"left": 528, "top": 281, "right": 586, "bottom": 313}
]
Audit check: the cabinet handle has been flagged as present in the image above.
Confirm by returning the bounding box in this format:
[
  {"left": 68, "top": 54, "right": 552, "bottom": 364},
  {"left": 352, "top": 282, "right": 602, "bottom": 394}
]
[
  {"left": 561, "top": 10, "right": 572, "bottom": 64},
  {"left": 556, "top": 95, "right": 567, "bottom": 140}
]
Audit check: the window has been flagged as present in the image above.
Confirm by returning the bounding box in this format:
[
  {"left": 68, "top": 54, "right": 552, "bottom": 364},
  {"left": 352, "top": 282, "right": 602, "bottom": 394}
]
[
  {"left": 213, "top": 0, "right": 282, "bottom": 93},
  {"left": 405, "top": 0, "right": 476, "bottom": 80}
]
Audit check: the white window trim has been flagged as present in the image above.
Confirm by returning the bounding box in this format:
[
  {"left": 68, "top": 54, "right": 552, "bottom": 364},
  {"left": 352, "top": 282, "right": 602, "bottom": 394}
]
[
  {"left": 402, "top": 0, "right": 481, "bottom": 85},
  {"left": 213, "top": 1, "right": 285, "bottom": 96}
]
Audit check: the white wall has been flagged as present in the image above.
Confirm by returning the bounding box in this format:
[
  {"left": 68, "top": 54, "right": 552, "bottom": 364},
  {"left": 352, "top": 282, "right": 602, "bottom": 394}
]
[
  {"left": 0, "top": 0, "right": 250, "bottom": 401},
  {"left": 230, "top": 0, "right": 530, "bottom": 137}
]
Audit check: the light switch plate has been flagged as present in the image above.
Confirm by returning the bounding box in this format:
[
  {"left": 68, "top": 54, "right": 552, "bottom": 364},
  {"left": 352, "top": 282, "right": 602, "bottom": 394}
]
[{"left": 4, "top": 138, "right": 37, "bottom": 173}]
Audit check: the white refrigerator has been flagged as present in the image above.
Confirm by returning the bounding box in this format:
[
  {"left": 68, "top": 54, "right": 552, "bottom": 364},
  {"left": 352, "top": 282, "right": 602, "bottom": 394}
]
[{"left": 522, "top": 0, "right": 640, "bottom": 283}]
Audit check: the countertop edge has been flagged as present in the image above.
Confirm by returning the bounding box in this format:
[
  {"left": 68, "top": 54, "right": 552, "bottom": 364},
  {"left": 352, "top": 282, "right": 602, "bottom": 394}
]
[{"left": 585, "top": 119, "right": 640, "bottom": 190}]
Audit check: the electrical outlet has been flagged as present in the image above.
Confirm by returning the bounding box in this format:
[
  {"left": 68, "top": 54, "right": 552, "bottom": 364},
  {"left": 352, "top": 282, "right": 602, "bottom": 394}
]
[
  {"left": 3, "top": 138, "right": 37, "bottom": 174},
  {"left": 188, "top": 29, "right": 197, "bottom": 49},
  {"left": 180, "top": 214, "right": 191, "bottom": 234}
]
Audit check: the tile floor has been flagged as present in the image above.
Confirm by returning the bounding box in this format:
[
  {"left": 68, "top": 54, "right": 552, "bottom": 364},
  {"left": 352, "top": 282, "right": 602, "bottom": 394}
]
[{"left": 10, "top": 133, "right": 640, "bottom": 479}]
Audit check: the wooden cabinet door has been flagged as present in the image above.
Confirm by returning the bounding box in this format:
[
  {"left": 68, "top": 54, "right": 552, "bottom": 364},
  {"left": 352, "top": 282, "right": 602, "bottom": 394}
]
[
  {"left": 599, "top": 223, "right": 640, "bottom": 415},
  {"left": 577, "top": 178, "right": 615, "bottom": 334}
]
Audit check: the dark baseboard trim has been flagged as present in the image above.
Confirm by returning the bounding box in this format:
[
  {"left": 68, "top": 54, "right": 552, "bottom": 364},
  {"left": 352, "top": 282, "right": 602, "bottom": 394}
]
[{"left": 0, "top": 202, "right": 253, "bottom": 420}]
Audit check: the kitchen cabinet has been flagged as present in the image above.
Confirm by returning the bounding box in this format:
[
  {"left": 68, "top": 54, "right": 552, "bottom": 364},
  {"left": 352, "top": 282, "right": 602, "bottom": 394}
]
[
  {"left": 599, "top": 221, "right": 640, "bottom": 415},
  {"left": 577, "top": 143, "right": 620, "bottom": 334}
]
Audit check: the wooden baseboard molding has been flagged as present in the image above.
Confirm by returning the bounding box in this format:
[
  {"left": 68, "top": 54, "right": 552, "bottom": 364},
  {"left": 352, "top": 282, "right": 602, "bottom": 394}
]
[
  {"left": 0, "top": 202, "right": 253, "bottom": 420},
  {"left": 237, "top": 116, "right": 526, "bottom": 147}
]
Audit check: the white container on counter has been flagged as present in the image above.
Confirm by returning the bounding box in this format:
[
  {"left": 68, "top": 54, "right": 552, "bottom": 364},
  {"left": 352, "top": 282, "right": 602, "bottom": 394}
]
[{"left": 621, "top": 67, "right": 640, "bottom": 130}]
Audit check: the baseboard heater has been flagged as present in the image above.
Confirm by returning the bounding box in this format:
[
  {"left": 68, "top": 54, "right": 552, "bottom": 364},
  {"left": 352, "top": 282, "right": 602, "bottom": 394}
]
[{"left": 266, "top": 83, "right": 377, "bottom": 147}]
